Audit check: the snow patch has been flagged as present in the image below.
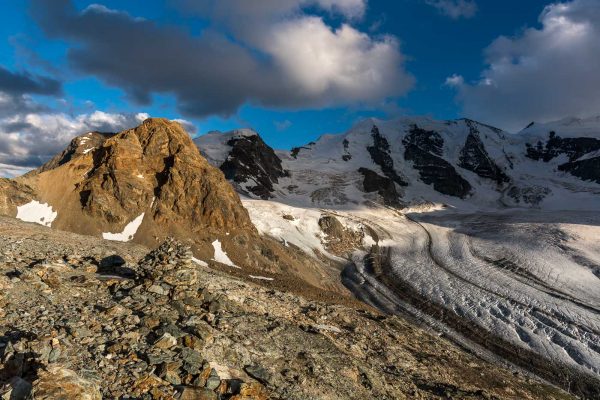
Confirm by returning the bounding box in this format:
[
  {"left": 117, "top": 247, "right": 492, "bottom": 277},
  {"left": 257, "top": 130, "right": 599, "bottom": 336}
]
[
  {"left": 82, "top": 147, "right": 94, "bottom": 155},
  {"left": 212, "top": 239, "right": 240, "bottom": 268},
  {"left": 16, "top": 200, "right": 57, "bottom": 227},
  {"left": 102, "top": 213, "right": 145, "bottom": 242},
  {"left": 192, "top": 257, "right": 208, "bottom": 267},
  {"left": 249, "top": 275, "right": 274, "bottom": 281}
]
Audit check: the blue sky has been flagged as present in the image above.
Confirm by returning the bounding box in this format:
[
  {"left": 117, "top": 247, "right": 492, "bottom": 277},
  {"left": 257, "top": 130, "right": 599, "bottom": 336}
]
[{"left": 0, "top": 0, "right": 598, "bottom": 174}]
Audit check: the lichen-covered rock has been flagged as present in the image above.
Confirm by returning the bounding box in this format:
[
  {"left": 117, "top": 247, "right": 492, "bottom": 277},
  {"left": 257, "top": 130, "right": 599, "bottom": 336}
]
[{"left": 31, "top": 366, "right": 101, "bottom": 400}]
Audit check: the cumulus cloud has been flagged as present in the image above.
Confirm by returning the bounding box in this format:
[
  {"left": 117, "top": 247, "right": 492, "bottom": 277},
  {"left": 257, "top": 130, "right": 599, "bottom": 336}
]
[
  {"left": 0, "top": 92, "right": 151, "bottom": 177},
  {"left": 448, "top": 0, "right": 600, "bottom": 131},
  {"left": 30, "top": 0, "right": 413, "bottom": 118},
  {"left": 444, "top": 74, "right": 464, "bottom": 87},
  {"left": 425, "top": 0, "right": 477, "bottom": 19}
]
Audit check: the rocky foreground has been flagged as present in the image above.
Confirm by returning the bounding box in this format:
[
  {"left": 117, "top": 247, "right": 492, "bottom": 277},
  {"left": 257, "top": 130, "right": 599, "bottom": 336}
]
[{"left": 0, "top": 217, "right": 573, "bottom": 399}]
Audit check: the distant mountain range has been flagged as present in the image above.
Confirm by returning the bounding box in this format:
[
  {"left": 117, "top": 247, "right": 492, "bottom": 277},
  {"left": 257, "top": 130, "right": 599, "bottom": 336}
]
[{"left": 195, "top": 115, "right": 600, "bottom": 211}]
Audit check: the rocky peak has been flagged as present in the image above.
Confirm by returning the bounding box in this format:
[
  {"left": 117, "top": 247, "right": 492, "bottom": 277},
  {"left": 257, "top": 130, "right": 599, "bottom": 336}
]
[
  {"left": 1, "top": 118, "right": 257, "bottom": 258},
  {"left": 77, "top": 118, "right": 255, "bottom": 233},
  {"left": 218, "top": 131, "right": 288, "bottom": 199},
  {"left": 526, "top": 131, "right": 600, "bottom": 163},
  {"left": 32, "top": 131, "right": 114, "bottom": 175}
]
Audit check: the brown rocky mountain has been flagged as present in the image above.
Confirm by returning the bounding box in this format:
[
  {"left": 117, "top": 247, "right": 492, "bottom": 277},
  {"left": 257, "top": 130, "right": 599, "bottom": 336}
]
[{"left": 0, "top": 118, "right": 342, "bottom": 294}]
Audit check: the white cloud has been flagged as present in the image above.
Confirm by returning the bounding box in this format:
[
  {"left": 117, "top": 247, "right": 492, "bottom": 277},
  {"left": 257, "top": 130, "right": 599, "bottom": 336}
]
[
  {"left": 425, "top": 0, "right": 477, "bottom": 19},
  {"left": 444, "top": 74, "right": 464, "bottom": 87},
  {"left": 0, "top": 96, "right": 153, "bottom": 177},
  {"left": 448, "top": 0, "right": 600, "bottom": 131},
  {"left": 0, "top": 163, "right": 32, "bottom": 178},
  {"left": 262, "top": 18, "right": 413, "bottom": 107}
]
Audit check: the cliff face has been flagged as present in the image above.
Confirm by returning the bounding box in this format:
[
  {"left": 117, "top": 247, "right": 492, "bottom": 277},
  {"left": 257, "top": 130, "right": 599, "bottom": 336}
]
[
  {"left": 219, "top": 131, "right": 288, "bottom": 199},
  {"left": 75, "top": 118, "right": 255, "bottom": 233},
  {"left": 7, "top": 119, "right": 255, "bottom": 249}
]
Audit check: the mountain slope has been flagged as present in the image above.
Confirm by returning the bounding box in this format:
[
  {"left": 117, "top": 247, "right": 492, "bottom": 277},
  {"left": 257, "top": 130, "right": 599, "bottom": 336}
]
[
  {"left": 195, "top": 115, "right": 600, "bottom": 398},
  {"left": 0, "top": 216, "right": 574, "bottom": 399},
  {"left": 0, "top": 119, "right": 346, "bottom": 294}
]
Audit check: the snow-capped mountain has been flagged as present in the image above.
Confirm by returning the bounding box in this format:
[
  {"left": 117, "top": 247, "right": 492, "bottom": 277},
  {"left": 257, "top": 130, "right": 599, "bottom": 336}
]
[
  {"left": 196, "top": 116, "right": 600, "bottom": 398},
  {"left": 195, "top": 116, "right": 600, "bottom": 211}
]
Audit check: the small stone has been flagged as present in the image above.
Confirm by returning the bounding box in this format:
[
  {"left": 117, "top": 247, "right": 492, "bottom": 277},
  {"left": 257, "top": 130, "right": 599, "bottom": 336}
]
[
  {"left": 148, "top": 285, "right": 168, "bottom": 296},
  {"left": 0, "top": 377, "right": 32, "bottom": 400},
  {"left": 232, "top": 382, "right": 269, "bottom": 400},
  {"left": 182, "top": 334, "right": 204, "bottom": 350},
  {"left": 205, "top": 369, "right": 221, "bottom": 390},
  {"left": 131, "top": 374, "right": 167, "bottom": 398},
  {"left": 180, "top": 387, "right": 218, "bottom": 400},
  {"left": 181, "top": 348, "right": 203, "bottom": 375},
  {"left": 244, "top": 365, "right": 271, "bottom": 385},
  {"left": 104, "top": 304, "right": 131, "bottom": 318},
  {"left": 48, "top": 348, "right": 61, "bottom": 363},
  {"left": 157, "top": 361, "right": 182, "bottom": 385},
  {"left": 153, "top": 333, "right": 177, "bottom": 349}
]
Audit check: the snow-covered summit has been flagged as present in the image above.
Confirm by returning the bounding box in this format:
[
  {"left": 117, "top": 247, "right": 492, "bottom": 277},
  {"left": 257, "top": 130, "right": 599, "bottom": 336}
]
[
  {"left": 196, "top": 115, "right": 600, "bottom": 211},
  {"left": 519, "top": 115, "right": 600, "bottom": 139}
]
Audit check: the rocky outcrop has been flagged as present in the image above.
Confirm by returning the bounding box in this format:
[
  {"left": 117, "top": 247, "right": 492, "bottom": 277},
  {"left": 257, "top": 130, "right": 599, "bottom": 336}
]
[
  {"left": 0, "top": 179, "right": 35, "bottom": 216},
  {"left": 290, "top": 142, "right": 315, "bottom": 159},
  {"left": 366, "top": 125, "right": 407, "bottom": 186},
  {"left": 358, "top": 168, "right": 403, "bottom": 207},
  {"left": 558, "top": 155, "right": 600, "bottom": 183},
  {"left": 403, "top": 125, "right": 472, "bottom": 198},
  {"left": 318, "top": 215, "right": 365, "bottom": 257},
  {"left": 342, "top": 138, "right": 352, "bottom": 161},
  {"left": 525, "top": 132, "right": 600, "bottom": 162},
  {"left": 505, "top": 185, "right": 552, "bottom": 207},
  {"left": 526, "top": 132, "right": 600, "bottom": 184},
  {"left": 459, "top": 122, "right": 510, "bottom": 185},
  {"left": 219, "top": 131, "right": 288, "bottom": 199}
]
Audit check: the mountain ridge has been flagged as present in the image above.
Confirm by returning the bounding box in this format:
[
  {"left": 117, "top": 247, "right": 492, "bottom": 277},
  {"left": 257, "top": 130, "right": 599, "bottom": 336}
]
[{"left": 195, "top": 115, "right": 600, "bottom": 211}]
